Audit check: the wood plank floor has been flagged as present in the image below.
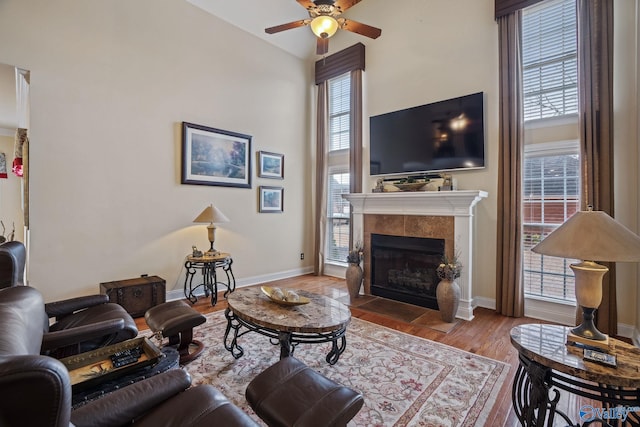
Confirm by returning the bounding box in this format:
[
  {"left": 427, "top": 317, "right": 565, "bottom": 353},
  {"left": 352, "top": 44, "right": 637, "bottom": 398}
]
[{"left": 135, "top": 274, "right": 607, "bottom": 426}]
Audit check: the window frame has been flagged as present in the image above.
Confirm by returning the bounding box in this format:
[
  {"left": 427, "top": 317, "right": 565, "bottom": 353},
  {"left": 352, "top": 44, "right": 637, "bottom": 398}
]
[
  {"left": 521, "top": 0, "right": 578, "bottom": 122},
  {"left": 520, "top": 0, "right": 579, "bottom": 324},
  {"left": 325, "top": 72, "right": 352, "bottom": 265},
  {"left": 523, "top": 139, "right": 580, "bottom": 304}
]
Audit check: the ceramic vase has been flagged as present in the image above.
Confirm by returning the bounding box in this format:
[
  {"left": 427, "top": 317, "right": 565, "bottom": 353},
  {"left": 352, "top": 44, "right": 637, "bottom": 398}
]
[
  {"left": 345, "top": 263, "right": 363, "bottom": 301},
  {"left": 436, "top": 279, "right": 460, "bottom": 323}
]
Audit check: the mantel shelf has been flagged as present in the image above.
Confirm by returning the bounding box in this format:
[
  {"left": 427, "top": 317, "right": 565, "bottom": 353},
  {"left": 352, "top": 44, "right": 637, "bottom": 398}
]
[{"left": 342, "top": 190, "right": 488, "bottom": 217}]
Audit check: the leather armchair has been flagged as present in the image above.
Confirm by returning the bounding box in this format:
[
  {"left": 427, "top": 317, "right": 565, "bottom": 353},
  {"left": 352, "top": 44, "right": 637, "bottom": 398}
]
[
  {"left": 0, "top": 241, "right": 138, "bottom": 358},
  {"left": 0, "top": 285, "right": 259, "bottom": 427},
  {"left": 0, "top": 241, "right": 25, "bottom": 288},
  {"left": 43, "top": 292, "right": 138, "bottom": 358}
]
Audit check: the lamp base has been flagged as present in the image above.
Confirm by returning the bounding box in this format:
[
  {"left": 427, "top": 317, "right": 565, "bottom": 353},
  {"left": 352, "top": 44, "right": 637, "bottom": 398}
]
[{"left": 566, "top": 331, "right": 610, "bottom": 350}]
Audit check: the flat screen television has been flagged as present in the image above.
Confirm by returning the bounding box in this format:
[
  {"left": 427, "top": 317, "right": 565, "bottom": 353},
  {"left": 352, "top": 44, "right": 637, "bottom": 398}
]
[{"left": 369, "top": 92, "right": 485, "bottom": 177}]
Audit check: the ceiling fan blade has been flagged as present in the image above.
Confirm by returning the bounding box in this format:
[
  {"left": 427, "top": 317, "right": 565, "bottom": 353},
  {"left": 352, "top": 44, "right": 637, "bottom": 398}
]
[
  {"left": 265, "top": 20, "right": 310, "bottom": 34},
  {"left": 341, "top": 19, "right": 382, "bottom": 39},
  {"left": 334, "top": 0, "right": 363, "bottom": 13},
  {"left": 317, "top": 37, "right": 329, "bottom": 55}
]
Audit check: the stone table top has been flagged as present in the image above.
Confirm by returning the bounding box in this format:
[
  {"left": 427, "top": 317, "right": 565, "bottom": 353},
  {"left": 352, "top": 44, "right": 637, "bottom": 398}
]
[
  {"left": 227, "top": 287, "right": 351, "bottom": 334},
  {"left": 186, "top": 252, "right": 231, "bottom": 263},
  {"left": 510, "top": 324, "right": 640, "bottom": 388}
]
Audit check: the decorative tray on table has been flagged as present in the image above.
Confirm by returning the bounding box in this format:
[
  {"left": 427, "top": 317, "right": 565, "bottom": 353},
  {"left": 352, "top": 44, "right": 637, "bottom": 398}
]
[
  {"left": 59, "top": 337, "right": 163, "bottom": 391},
  {"left": 261, "top": 286, "right": 310, "bottom": 306}
]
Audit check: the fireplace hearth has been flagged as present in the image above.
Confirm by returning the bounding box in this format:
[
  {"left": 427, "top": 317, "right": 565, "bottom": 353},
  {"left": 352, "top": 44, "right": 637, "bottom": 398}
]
[{"left": 371, "top": 234, "right": 445, "bottom": 310}]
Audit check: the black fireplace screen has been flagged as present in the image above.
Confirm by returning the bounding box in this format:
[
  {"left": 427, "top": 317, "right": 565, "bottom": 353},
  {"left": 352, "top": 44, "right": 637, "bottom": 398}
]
[{"left": 370, "top": 234, "right": 445, "bottom": 310}]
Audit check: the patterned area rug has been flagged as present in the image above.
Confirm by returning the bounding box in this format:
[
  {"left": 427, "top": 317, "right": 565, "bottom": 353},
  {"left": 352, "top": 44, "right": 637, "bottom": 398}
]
[{"left": 183, "top": 311, "right": 509, "bottom": 426}]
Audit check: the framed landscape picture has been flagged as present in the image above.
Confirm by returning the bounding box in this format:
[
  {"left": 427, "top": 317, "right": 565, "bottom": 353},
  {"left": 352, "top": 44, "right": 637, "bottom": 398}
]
[
  {"left": 258, "top": 151, "right": 284, "bottom": 179},
  {"left": 259, "top": 186, "right": 283, "bottom": 213},
  {"left": 181, "top": 122, "right": 252, "bottom": 188}
]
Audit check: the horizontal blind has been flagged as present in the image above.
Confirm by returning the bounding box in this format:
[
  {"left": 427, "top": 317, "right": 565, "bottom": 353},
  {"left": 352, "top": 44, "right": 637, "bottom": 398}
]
[
  {"left": 327, "top": 171, "right": 350, "bottom": 262},
  {"left": 522, "top": 0, "right": 577, "bottom": 121},
  {"left": 523, "top": 151, "right": 580, "bottom": 301},
  {"left": 329, "top": 73, "right": 351, "bottom": 151}
]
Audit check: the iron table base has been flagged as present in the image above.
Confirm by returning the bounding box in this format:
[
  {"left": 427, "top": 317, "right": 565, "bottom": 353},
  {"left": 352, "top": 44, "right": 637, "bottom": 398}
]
[{"left": 223, "top": 307, "right": 347, "bottom": 365}]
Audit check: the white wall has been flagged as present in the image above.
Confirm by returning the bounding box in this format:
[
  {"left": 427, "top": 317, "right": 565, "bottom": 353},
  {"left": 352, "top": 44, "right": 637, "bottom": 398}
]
[
  {"left": 0, "top": 0, "right": 637, "bottom": 331},
  {"left": 0, "top": 134, "right": 25, "bottom": 240},
  {"left": 0, "top": 0, "right": 312, "bottom": 301},
  {"left": 0, "top": 64, "right": 17, "bottom": 129},
  {"left": 614, "top": 0, "right": 640, "bottom": 336},
  {"left": 325, "top": 0, "right": 639, "bottom": 329},
  {"left": 327, "top": 0, "right": 500, "bottom": 305}
]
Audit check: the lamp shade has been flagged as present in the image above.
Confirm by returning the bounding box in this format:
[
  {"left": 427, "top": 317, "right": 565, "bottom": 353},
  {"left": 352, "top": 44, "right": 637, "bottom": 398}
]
[
  {"left": 193, "top": 204, "right": 230, "bottom": 224},
  {"left": 531, "top": 210, "right": 640, "bottom": 262},
  {"left": 310, "top": 15, "right": 339, "bottom": 39}
]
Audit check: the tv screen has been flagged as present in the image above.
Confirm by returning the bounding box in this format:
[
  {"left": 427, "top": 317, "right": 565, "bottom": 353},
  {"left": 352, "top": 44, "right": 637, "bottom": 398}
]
[{"left": 369, "top": 92, "right": 485, "bottom": 177}]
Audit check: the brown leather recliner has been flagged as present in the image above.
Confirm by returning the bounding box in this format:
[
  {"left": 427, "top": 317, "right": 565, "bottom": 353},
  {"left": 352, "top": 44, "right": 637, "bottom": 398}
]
[
  {"left": 0, "top": 241, "right": 138, "bottom": 358},
  {"left": 0, "top": 241, "right": 25, "bottom": 288},
  {"left": 0, "top": 285, "right": 260, "bottom": 427},
  {"left": 43, "top": 291, "right": 139, "bottom": 358}
]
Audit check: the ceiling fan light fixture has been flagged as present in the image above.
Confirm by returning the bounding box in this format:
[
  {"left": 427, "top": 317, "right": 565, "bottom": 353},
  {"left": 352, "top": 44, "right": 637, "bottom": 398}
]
[{"left": 310, "top": 15, "right": 339, "bottom": 39}]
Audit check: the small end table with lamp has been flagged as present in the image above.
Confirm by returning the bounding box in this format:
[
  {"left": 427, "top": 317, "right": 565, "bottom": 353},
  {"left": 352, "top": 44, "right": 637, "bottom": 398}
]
[
  {"left": 184, "top": 204, "right": 235, "bottom": 305},
  {"left": 510, "top": 207, "right": 640, "bottom": 426}
]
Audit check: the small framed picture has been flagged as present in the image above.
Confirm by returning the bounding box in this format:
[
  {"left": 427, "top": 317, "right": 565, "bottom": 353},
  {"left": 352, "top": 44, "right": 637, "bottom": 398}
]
[
  {"left": 259, "top": 186, "right": 284, "bottom": 213},
  {"left": 258, "top": 151, "right": 284, "bottom": 179},
  {"left": 181, "top": 122, "right": 252, "bottom": 188}
]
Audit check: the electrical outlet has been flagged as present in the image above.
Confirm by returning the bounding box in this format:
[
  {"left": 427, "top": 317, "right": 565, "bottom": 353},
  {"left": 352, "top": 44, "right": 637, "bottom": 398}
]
[{"left": 300, "top": 253, "right": 304, "bottom": 260}]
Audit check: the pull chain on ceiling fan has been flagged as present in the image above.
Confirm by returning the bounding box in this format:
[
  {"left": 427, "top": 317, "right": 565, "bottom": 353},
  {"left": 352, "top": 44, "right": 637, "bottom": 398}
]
[{"left": 265, "top": 0, "right": 382, "bottom": 55}]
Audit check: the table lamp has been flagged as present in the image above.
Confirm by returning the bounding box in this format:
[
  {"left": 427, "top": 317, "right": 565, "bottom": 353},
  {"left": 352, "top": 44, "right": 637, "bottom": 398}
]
[
  {"left": 193, "top": 204, "right": 229, "bottom": 256},
  {"left": 531, "top": 207, "right": 640, "bottom": 348}
]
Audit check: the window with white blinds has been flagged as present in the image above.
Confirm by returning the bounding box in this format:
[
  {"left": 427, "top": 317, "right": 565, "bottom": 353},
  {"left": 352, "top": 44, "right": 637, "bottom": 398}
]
[
  {"left": 329, "top": 74, "right": 351, "bottom": 151},
  {"left": 523, "top": 148, "right": 580, "bottom": 301},
  {"left": 327, "top": 170, "right": 350, "bottom": 262},
  {"left": 522, "top": 0, "right": 577, "bottom": 121},
  {"left": 326, "top": 73, "right": 351, "bottom": 263},
  {"left": 521, "top": 0, "right": 579, "bottom": 304}
]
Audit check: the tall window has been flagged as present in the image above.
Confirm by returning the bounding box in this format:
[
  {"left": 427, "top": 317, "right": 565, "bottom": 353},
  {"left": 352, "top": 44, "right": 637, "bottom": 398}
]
[
  {"left": 521, "top": 0, "right": 579, "bottom": 303},
  {"left": 523, "top": 144, "right": 579, "bottom": 301},
  {"left": 522, "top": 0, "right": 577, "bottom": 121},
  {"left": 326, "top": 73, "right": 351, "bottom": 263}
]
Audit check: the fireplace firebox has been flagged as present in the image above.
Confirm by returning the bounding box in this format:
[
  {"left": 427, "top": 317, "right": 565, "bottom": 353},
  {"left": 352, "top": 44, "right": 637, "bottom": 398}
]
[{"left": 370, "top": 234, "right": 445, "bottom": 310}]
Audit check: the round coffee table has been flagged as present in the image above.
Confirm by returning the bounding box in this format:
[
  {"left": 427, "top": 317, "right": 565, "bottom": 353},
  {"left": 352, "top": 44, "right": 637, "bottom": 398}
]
[{"left": 223, "top": 287, "right": 351, "bottom": 365}]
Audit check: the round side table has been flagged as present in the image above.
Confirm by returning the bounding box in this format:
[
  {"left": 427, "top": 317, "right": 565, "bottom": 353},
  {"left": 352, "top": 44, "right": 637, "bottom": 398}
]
[{"left": 183, "top": 252, "right": 235, "bottom": 305}]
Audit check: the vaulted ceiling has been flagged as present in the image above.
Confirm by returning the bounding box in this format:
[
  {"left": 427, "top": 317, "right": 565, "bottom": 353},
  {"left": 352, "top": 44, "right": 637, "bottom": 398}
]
[
  {"left": 186, "top": 0, "right": 378, "bottom": 60},
  {"left": 0, "top": 1, "right": 381, "bottom": 132}
]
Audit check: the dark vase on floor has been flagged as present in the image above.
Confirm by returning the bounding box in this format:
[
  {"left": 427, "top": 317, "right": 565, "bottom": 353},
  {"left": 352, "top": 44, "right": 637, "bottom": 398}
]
[
  {"left": 436, "top": 279, "right": 460, "bottom": 323},
  {"left": 345, "top": 263, "right": 363, "bottom": 301}
]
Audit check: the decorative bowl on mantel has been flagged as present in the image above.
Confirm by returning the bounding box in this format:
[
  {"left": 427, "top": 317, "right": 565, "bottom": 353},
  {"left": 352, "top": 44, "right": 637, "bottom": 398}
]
[{"left": 393, "top": 182, "right": 428, "bottom": 192}]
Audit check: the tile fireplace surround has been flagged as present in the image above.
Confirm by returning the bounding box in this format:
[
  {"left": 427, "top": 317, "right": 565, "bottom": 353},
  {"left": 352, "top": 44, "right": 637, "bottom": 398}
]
[{"left": 343, "top": 190, "right": 488, "bottom": 321}]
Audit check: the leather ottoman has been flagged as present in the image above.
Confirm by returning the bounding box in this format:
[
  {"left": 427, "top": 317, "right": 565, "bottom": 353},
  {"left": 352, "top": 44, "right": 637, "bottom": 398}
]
[
  {"left": 145, "top": 300, "right": 206, "bottom": 365},
  {"left": 245, "top": 357, "right": 364, "bottom": 427}
]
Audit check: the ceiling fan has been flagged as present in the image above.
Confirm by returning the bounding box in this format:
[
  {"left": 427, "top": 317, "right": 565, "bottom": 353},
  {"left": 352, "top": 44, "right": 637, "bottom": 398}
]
[{"left": 265, "top": 0, "right": 382, "bottom": 55}]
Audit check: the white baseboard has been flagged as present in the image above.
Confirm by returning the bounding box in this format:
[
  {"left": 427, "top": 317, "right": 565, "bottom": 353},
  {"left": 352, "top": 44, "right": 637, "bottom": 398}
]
[
  {"left": 473, "top": 296, "right": 496, "bottom": 310},
  {"left": 166, "top": 266, "right": 314, "bottom": 301}
]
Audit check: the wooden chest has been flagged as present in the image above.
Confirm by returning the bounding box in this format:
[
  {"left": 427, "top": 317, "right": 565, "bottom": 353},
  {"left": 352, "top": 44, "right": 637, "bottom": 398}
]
[{"left": 100, "top": 275, "right": 166, "bottom": 317}]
